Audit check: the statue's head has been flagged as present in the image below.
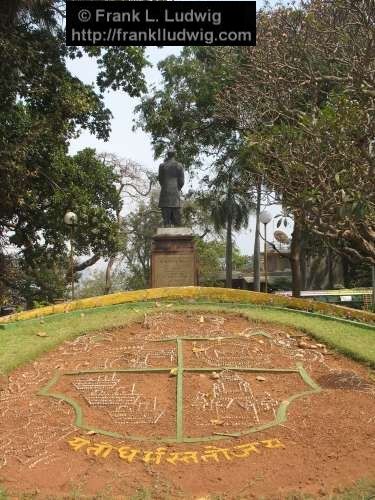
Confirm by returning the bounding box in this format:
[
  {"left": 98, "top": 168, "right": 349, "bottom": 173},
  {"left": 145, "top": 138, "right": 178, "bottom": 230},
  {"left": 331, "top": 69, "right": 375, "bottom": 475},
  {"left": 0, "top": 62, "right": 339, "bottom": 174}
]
[{"left": 166, "top": 148, "right": 176, "bottom": 159}]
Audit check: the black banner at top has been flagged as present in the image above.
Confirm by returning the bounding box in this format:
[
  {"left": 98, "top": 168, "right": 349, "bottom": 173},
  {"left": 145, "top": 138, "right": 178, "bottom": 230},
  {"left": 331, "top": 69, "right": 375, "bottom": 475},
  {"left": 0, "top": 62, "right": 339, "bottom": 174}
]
[{"left": 66, "top": 1, "right": 256, "bottom": 46}]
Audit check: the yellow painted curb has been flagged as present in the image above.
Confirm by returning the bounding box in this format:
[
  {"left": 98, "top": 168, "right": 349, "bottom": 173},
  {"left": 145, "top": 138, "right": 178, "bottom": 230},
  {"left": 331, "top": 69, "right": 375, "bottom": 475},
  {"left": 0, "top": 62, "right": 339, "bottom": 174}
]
[{"left": 1, "top": 286, "right": 374, "bottom": 325}]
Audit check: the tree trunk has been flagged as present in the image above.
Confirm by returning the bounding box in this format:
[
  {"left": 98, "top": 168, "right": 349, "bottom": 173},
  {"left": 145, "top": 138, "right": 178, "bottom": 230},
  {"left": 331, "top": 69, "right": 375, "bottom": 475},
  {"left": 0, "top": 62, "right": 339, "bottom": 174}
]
[
  {"left": 290, "top": 221, "right": 302, "bottom": 297},
  {"left": 342, "top": 256, "right": 350, "bottom": 288},
  {"left": 300, "top": 246, "right": 307, "bottom": 290},
  {"left": 253, "top": 182, "right": 261, "bottom": 291},
  {"left": 300, "top": 229, "right": 307, "bottom": 290},
  {"left": 327, "top": 247, "right": 334, "bottom": 289},
  {"left": 0, "top": 253, "right": 7, "bottom": 303},
  {"left": 225, "top": 198, "right": 233, "bottom": 288},
  {"left": 0, "top": 0, "right": 23, "bottom": 26},
  {"left": 104, "top": 203, "right": 123, "bottom": 295},
  {"left": 104, "top": 256, "right": 115, "bottom": 295},
  {"left": 65, "top": 254, "right": 101, "bottom": 281}
]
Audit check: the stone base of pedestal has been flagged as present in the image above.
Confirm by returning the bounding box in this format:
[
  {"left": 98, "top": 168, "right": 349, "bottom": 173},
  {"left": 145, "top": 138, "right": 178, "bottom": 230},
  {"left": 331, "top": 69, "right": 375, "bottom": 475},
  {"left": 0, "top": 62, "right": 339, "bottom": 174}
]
[{"left": 151, "top": 228, "right": 198, "bottom": 288}]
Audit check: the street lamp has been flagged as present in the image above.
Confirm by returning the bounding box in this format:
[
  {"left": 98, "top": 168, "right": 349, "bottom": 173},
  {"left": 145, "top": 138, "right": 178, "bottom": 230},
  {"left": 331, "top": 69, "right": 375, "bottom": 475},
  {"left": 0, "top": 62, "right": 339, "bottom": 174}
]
[
  {"left": 64, "top": 211, "right": 78, "bottom": 301},
  {"left": 259, "top": 210, "right": 272, "bottom": 293}
]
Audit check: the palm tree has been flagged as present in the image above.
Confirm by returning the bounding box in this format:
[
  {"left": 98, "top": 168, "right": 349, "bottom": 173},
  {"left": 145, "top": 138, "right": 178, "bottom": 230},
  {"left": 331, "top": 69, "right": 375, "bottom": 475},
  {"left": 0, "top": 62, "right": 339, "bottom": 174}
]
[{"left": 210, "top": 180, "right": 253, "bottom": 288}]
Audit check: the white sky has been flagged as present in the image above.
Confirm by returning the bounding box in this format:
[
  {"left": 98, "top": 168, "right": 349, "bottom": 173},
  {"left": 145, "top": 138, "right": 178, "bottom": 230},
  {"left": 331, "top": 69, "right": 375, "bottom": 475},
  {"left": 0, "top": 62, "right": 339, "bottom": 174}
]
[{"left": 67, "top": 0, "right": 290, "bottom": 256}]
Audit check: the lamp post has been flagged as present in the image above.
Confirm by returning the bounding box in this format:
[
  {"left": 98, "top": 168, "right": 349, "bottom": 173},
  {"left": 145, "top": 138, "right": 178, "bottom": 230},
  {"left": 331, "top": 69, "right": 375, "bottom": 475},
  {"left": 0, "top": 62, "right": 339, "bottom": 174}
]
[
  {"left": 259, "top": 210, "right": 272, "bottom": 293},
  {"left": 64, "top": 211, "right": 78, "bottom": 301}
]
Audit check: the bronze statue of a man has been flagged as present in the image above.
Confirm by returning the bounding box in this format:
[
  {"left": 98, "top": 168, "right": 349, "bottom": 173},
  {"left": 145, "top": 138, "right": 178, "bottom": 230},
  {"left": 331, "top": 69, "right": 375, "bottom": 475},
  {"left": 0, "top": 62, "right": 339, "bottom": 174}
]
[{"left": 158, "top": 149, "right": 185, "bottom": 227}]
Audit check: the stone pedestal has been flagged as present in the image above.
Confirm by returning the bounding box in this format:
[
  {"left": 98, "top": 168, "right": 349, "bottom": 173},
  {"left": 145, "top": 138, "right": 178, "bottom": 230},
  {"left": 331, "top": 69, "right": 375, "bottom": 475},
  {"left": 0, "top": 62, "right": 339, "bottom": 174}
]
[{"left": 151, "top": 228, "right": 198, "bottom": 288}]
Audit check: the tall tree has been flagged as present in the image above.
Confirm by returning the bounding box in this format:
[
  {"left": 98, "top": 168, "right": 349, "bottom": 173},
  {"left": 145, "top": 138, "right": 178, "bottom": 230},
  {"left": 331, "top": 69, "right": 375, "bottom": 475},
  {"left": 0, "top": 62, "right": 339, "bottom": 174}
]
[
  {"left": 7, "top": 148, "right": 121, "bottom": 268},
  {"left": 121, "top": 192, "right": 162, "bottom": 290},
  {"left": 0, "top": 0, "right": 151, "bottom": 302},
  {"left": 197, "top": 167, "right": 253, "bottom": 288},
  {"left": 211, "top": 191, "right": 250, "bottom": 288},
  {"left": 0, "top": 0, "right": 149, "bottom": 233},
  {"left": 135, "top": 47, "right": 256, "bottom": 286},
  {"left": 98, "top": 154, "right": 154, "bottom": 294},
  {"left": 216, "top": 0, "right": 375, "bottom": 266},
  {"left": 195, "top": 238, "right": 248, "bottom": 286},
  {"left": 134, "top": 46, "right": 240, "bottom": 168}
]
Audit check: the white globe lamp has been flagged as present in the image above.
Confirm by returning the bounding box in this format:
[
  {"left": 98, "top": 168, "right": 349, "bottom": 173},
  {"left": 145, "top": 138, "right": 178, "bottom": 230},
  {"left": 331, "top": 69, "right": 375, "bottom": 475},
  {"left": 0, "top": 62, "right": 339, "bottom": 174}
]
[{"left": 64, "top": 211, "right": 78, "bottom": 226}]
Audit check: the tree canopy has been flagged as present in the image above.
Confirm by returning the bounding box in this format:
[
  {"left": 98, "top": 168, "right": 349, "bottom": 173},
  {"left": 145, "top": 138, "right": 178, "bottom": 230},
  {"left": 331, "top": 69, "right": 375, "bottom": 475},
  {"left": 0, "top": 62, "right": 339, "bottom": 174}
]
[
  {"left": 135, "top": 46, "right": 255, "bottom": 287},
  {"left": 134, "top": 46, "right": 241, "bottom": 169},
  {"left": 216, "top": 0, "right": 375, "bottom": 265},
  {"left": 0, "top": 0, "right": 152, "bottom": 304}
]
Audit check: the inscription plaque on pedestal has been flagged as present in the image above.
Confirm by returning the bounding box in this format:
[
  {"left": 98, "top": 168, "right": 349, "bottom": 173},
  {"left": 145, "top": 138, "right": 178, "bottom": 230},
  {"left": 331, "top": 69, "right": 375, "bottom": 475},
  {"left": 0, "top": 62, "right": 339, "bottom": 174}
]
[
  {"left": 151, "top": 228, "right": 197, "bottom": 288},
  {"left": 153, "top": 253, "right": 195, "bottom": 287}
]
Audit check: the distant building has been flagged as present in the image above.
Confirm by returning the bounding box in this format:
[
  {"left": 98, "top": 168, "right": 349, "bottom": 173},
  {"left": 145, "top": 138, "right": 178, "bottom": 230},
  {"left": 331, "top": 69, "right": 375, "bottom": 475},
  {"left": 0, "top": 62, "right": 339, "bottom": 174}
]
[{"left": 200, "top": 245, "right": 291, "bottom": 291}]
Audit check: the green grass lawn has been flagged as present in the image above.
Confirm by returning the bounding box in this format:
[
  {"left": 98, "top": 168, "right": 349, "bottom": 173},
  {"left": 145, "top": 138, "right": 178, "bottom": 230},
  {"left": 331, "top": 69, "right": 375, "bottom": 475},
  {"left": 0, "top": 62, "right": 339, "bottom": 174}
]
[
  {"left": 0, "top": 300, "right": 374, "bottom": 375},
  {"left": 0, "top": 302, "right": 154, "bottom": 374},
  {"left": 0, "top": 299, "right": 375, "bottom": 500},
  {"left": 173, "top": 302, "right": 375, "bottom": 366}
]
